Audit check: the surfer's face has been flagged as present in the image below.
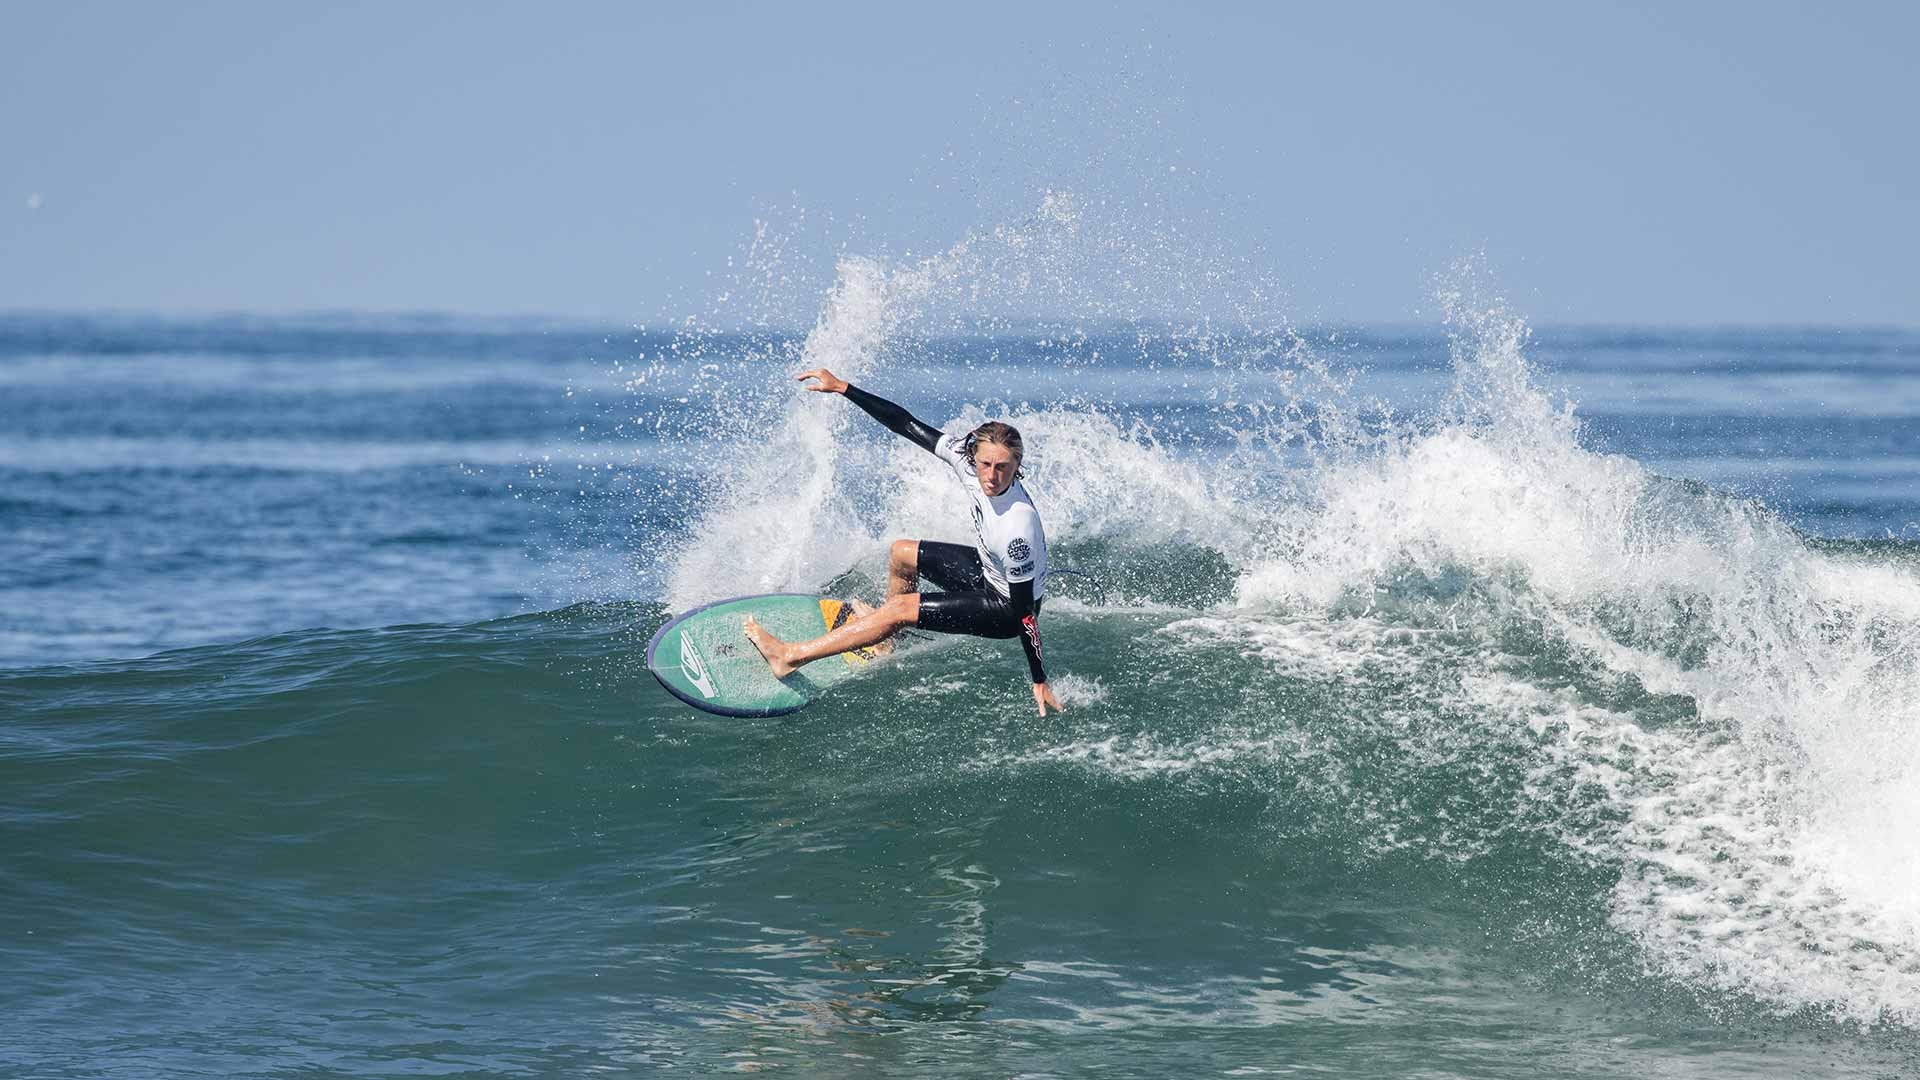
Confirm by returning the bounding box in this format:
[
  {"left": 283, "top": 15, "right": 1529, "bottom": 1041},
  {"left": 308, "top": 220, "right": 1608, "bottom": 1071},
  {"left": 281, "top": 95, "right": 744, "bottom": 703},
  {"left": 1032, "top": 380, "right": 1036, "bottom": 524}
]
[{"left": 973, "top": 442, "right": 1017, "bottom": 496}]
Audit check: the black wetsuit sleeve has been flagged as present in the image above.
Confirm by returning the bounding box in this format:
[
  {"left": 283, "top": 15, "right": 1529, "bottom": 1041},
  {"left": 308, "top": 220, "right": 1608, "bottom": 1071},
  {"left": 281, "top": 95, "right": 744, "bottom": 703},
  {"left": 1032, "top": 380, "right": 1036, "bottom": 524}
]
[
  {"left": 844, "top": 383, "right": 943, "bottom": 454},
  {"left": 1011, "top": 578, "right": 1046, "bottom": 684}
]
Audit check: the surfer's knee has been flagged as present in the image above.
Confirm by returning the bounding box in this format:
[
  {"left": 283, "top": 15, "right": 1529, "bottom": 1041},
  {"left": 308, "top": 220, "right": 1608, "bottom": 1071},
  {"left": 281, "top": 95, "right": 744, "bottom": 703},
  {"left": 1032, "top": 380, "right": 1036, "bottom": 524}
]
[
  {"left": 879, "top": 591, "right": 919, "bottom": 627},
  {"left": 889, "top": 539, "right": 919, "bottom": 574}
]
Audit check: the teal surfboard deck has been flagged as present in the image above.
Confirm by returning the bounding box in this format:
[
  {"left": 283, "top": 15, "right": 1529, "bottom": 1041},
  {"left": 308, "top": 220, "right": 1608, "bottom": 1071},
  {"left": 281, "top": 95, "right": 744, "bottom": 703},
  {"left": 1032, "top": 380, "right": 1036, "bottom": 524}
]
[{"left": 647, "top": 593, "right": 883, "bottom": 717}]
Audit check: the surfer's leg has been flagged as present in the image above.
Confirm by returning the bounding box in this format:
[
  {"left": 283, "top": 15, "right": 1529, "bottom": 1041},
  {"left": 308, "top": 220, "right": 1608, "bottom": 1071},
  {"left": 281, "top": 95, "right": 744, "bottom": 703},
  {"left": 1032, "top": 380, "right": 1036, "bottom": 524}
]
[
  {"left": 745, "top": 593, "right": 921, "bottom": 677},
  {"left": 887, "top": 540, "right": 920, "bottom": 597},
  {"left": 917, "top": 591, "right": 1024, "bottom": 640},
  {"left": 914, "top": 541, "right": 989, "bottom": 593}
]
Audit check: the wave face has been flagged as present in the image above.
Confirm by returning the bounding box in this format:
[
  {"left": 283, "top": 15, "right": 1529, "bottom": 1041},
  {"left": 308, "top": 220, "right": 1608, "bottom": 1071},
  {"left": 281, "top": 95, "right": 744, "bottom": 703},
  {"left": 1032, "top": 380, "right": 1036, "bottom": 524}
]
[{"left": 6, "top": 264, "right": 1920, "bottom": 1072}]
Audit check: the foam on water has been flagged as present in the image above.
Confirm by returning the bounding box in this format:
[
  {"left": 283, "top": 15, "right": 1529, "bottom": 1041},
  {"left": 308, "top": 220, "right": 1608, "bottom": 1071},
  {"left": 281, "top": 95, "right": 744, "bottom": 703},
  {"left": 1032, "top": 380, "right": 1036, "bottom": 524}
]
[
  {"left": 662, "top": 207, "right": 1055, "bottom": 607},
  {"left": 659, "top": 192, "right": 1307, "bottom": 608},
  {"left": 1475, "top": 670, "right": 1920, "bottom": 1026},
  {"left": 884, "top": 407, "right": 1246, "bottom": 556},
  {"left": 1227, "top": 276, "right": 1920, "bottom": 1022},
  {"left": 654, "top": 212, "right": 1920, "bottom": 1024}
]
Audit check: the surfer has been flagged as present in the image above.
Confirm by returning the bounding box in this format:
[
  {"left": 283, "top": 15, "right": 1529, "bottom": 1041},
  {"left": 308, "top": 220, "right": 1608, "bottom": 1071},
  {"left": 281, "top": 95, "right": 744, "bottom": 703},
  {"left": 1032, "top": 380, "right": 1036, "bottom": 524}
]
[{"left": 744, "top": 368, "right": 1063, "bottom": 715}]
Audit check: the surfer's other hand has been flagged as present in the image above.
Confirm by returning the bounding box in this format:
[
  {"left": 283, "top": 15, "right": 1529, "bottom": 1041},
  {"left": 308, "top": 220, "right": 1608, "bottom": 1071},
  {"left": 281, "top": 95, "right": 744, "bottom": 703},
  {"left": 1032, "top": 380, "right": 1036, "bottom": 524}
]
[
  {"left": 796, "top": 368, "right": 848, "bottom": 394},
  {"left": 1032, "top": 681, "right": 1064, "bottom": 716}
]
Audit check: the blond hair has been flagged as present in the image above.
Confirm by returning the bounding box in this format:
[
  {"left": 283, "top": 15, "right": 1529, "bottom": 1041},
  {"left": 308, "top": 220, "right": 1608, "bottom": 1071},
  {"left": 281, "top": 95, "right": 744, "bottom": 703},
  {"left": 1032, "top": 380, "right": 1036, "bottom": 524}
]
[{"left": 962, "top": 421, "right": 1025, "bottom": 480}]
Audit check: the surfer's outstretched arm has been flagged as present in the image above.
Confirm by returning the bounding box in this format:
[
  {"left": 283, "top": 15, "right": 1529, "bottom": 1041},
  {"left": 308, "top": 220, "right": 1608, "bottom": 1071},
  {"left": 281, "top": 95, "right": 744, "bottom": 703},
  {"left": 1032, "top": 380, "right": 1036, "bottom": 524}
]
[
  {"left": 1011, "top": 579, "right": 1062, "bottom": 716},
  {"left": 797, "top": 368, "right": 942, "bottom": 454}
]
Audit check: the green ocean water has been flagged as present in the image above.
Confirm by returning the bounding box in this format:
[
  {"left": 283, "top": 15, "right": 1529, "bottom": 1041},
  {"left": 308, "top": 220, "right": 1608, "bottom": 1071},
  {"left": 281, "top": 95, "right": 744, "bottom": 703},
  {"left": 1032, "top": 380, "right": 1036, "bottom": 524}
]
[
  {"left": 8, "top": 590, "right": 1920, "bottom": 1077},
  {"left": 5, "top": 296, "right": 1920, "bottom": 1075}
]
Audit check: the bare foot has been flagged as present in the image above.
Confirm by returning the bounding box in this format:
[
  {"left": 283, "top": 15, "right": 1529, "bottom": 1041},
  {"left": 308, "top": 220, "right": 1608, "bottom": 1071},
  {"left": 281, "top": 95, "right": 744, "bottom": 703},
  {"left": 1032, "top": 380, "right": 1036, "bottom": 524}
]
[
  {"left": 742, "top": 616, "right": 798, "bottom": 678},
  {"left": 849, "top": 599, "right": 876, "bottom": 619}
]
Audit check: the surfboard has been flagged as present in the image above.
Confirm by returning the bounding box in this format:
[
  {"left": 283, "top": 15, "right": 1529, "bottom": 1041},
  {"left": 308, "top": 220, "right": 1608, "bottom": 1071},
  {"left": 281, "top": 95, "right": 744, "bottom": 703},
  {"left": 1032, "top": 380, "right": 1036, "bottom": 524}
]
[{"left": 646, "top": 593, "right": 892, "bottom": 717}]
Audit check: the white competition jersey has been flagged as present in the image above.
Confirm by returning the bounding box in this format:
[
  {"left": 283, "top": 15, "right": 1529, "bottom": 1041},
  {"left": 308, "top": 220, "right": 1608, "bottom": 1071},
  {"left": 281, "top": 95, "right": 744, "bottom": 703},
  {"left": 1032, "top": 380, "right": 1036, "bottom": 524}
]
[{"left": 935, "top": 432, "right": 1047, "bottom": 600}]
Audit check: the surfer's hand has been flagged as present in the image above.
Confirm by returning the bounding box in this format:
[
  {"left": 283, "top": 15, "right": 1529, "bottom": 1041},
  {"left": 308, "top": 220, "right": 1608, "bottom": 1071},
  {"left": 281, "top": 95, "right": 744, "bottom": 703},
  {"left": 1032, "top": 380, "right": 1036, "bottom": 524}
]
[
  {"left": 1032, "top": 681, "right": 1063, "bottom": 716},
  {"left": 796, "top": 369, "right": 848, "bottom": 394}
]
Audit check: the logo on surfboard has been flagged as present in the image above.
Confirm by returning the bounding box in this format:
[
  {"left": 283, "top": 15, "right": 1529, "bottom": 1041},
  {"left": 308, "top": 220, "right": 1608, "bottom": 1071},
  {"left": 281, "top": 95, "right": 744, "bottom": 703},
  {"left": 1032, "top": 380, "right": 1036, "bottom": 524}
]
[{"left": 680, "top": 635, "right": 718, "bottom": 698}]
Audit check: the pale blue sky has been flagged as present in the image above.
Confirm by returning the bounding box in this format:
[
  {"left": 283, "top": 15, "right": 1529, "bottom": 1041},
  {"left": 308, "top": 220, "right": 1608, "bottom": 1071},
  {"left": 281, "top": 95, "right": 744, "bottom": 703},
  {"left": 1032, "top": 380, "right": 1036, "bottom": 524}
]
[{"left": 3, "top": 2, "right": 1914, "bottom": 326}]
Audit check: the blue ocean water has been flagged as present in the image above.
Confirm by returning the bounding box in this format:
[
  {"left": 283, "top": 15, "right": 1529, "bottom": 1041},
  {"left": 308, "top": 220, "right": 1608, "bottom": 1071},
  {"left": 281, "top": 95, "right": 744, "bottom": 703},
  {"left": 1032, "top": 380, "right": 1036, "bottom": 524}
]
[{"left": 4, "top": 295, "right": 1920, "bottom": 1076}]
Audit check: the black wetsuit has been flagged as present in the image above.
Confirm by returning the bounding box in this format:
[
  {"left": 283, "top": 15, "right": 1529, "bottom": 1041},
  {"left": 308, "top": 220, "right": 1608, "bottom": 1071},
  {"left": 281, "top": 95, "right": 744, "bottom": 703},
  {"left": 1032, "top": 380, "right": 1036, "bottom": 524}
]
[{"left": 843, "top": 383, "right": 1048, "bottom": 685}]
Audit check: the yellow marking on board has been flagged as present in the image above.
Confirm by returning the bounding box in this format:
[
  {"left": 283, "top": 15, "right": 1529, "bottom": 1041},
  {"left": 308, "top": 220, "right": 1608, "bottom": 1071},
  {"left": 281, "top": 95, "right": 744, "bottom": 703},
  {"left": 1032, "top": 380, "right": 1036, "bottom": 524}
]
[{"left": 819, "top": 598, "right": 894, "bottom": 667}]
